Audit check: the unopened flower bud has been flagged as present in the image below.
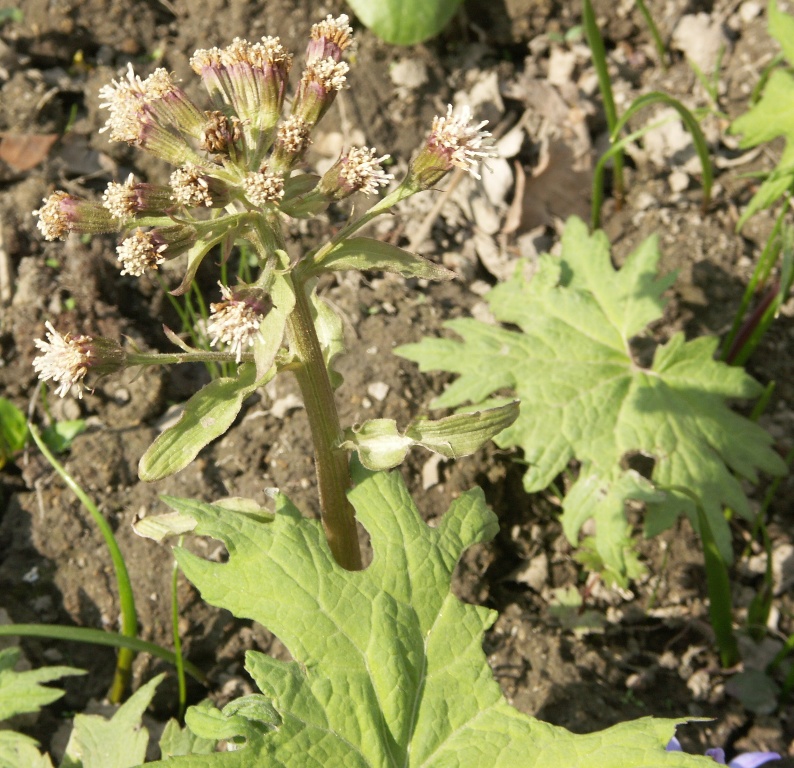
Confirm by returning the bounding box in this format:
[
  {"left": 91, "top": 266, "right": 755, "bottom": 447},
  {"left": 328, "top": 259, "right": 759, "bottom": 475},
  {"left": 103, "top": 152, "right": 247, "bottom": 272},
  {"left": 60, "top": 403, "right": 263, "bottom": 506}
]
[
  {"left": 33, "top": 321, "right": 126, "bottom": 398},
  {"left": 408, "top": 104, "right": 496, "bottom": 191},
  {"left": 207, "top": 282, "right": 270, "bottom": 363},
  {"left": 318, "top": 147, "right": 393, "bottom": 200},
  {"left": 102, "top": 174, "right": 174, "bottom": 219},
  {"left": 34, "top": 191, "right": 119, "bottom": 241},
  {"left": 270, "top": 115, "right": 312, "bottom": 172},
  {"left": 136, "top": 68, "right": 206, "bottom": 139},
  {"left": 192, "top": 37, "right": 291, "bottom": 138},
  {"left": 170, "top": 163, "right": 230, "bottom": 208},
  {"left": 242, "top": 168, "right": 285, "bottom": 207},
  {"left": 306, "top": 14, "right": 354, "bottom": 63},
  {"left": 291, "top": 57, "right": 348, "bottom": 130}
]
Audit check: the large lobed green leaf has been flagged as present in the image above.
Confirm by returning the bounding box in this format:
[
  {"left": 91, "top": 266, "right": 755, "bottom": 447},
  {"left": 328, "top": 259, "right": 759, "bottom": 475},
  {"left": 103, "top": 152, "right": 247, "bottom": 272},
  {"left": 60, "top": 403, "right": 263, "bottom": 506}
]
[
  {"left": 397, "top": 217, "right": 786, "bottom": 575},
  {"left": 148, "top": 466, "right": 711, "bottom": 767},
  {"left": 729, "top": 0, "right": 794, "bottom": 228}
]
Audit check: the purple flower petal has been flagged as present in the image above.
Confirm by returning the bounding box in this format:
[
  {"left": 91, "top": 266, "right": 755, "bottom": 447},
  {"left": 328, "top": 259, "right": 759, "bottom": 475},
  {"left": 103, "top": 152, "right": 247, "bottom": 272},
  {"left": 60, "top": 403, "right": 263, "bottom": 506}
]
[
  {"left": 667, "top": 737, "right": 683, "bottom": 752},
  {"left": 706, "top": 747, "right": 727, "bottom": 763},
  {"left": 728, "top": 753, "right": 781, "bottom": 768}
]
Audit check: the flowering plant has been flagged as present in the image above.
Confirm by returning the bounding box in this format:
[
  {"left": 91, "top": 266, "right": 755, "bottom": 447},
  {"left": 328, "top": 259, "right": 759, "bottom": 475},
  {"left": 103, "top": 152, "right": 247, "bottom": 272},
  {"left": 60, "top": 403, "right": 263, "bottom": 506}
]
[{"left": 22, "top": 14, "right": 718, "bottom": 767}]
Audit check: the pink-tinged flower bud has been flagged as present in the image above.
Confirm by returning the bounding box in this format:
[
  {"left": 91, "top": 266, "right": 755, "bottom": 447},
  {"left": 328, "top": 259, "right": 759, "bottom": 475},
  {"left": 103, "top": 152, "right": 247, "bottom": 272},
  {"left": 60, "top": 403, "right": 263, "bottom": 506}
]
[
  {"left": 136, "top": 68, "right": 206, "bottom": 139},
  {"left": 318, "top": 146, "right": 393, "bottom": 200},
  {"left": 116, "top": 225, "right": 195, "bottom": 277},
  {"left": 102, "top": 174, "right": 174, "bottom": 219},
  {"left": 242, "top": 168, "right": 285, "bottom": 207},
  {"left": 34, "top": 191, "right": 119, "bottom": 241},
  {"left": 291, "top": 57, "right": 348, "bottom": 130},
  {"left": 188, "top": 46, "right": 227, "bottom": 105},
  {"left": 270, "top": 115, "right": 312, "bottom": 172},
  {"left": 33, "top": 321, "right": 126, "bottom": 399},
  {"left": 207, "top": 282, "right": 270, "bottom": 363},
  {"left": 99, "top": 64, "right": 203, "bottom": 166},
  {"left": 169, "top": 163, "right": 230, "bottom": 209},
  {"left": 306, "top": 14, "right": 355, "bottom": 63},
  {"left": 408, "top": 104, "right": 496, "bottom": 190}
]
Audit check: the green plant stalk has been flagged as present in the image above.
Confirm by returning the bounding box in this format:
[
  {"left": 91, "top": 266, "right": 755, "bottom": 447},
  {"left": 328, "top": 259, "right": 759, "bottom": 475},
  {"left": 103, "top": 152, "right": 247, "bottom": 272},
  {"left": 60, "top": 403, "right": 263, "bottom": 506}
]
[
  {"left": 721, "top": 202, "right": 788, "bottom": 361},
  {"left": 583, "top": 0, "right": 625, "bottom": 207},
  {"left": 29, "top": 424, "right": 138, "bottom": 703},
  {"left": 289, "top": 271, "right": 362, "bottom": 570},
  {"left": 126, "top": 349, "right": 244, "bottom": 366},
  {"left": 729, "top": 229, "right": 794, "bottom": 366},
  {"left": 695, "top": 504, "right": 740, "bottom": 667},
  {"left": 311, "top": 178, "right": 420, "bottom": 267},
  {"left": 0, "top": 624, "right": 206, "bottom": 684},
  {"left": 255, "top": 215, "right": 363, "bottom": 571},
  {"left": 591, "top": 91, "right": 713, "bottom": 228},
  {"left": 634, "top": 0, "right": 667, "bottom": 68},
  {"left": 746, "top": 521, "right": 774, "bottom": 640}
]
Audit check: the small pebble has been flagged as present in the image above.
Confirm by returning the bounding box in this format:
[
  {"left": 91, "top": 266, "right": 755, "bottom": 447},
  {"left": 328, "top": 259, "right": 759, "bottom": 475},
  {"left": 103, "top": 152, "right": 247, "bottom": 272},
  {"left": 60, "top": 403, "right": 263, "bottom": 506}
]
[
  {"left": 367, "top": 382, "right": 389, "bottom": 402},
  {"left": 668, "top": 170, "right": 690, "bottom": 193}
]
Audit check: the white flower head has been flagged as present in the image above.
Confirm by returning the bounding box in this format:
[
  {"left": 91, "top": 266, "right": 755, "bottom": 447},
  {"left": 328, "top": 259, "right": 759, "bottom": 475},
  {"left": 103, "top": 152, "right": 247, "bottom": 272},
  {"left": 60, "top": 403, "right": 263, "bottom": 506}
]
[
  {"left": 242, "top": 169, "right": 285, "bottom": 207},
  {"left": 33, "top": 322, "right": 94, "bottom": 398},
  {"left": 339, "top": 147, "right": 393, "bottom": 196},
  {"left": 428, "top": 104, "right": 496, "bottom": 179},
  {"left": 170, "top": 164, "right": 213, "bottom": 207},
  {"left": 116, "top": 229, "right": 167, "bottom": 277},
  {"left": 207, "top": 283, "right": 267, "bottom": 363}
]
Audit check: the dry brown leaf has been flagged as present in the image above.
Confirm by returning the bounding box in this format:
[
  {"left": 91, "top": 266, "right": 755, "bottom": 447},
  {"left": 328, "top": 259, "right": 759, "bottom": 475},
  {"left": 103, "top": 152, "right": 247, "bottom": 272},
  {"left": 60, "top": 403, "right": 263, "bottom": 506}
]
[{"left": 0, "top": 132, "right": 58, "bottom": 171}]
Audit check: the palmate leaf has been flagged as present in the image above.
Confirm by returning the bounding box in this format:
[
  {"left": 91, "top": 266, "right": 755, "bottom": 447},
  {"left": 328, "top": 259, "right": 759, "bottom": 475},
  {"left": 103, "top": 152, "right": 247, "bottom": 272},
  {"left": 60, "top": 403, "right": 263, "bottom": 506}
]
[
  {"left": 729, "top": 0, "right": 794, "bottom": 229},
  {"left": 397, "top": 217, "right": 786, "bottom": 575},
  {"left": 147, "top": 466, "right": 711, "bottom": 767}
]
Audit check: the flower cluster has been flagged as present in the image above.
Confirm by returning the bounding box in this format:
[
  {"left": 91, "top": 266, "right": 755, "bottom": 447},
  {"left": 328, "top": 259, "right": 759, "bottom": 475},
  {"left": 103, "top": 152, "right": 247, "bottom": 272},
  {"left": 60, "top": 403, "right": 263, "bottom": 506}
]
[{"left": 32, "top": 14, "right": 496, "bottom": 394}]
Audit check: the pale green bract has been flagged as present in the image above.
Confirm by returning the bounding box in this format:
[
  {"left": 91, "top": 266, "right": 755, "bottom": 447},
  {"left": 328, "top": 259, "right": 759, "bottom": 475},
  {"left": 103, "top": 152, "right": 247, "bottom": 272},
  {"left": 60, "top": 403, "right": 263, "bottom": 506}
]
[
  {"left": 729, "top": 0, "right": 794, "bottom": 229},
  {"left": 142, "top": 465, "right": 712, "bottom": 767},
  {"left": 339, "top": 403, "right": 519, "bottom": 470},
  {"left": 396, "top": 217, "right": 786, "bottom": 580}
]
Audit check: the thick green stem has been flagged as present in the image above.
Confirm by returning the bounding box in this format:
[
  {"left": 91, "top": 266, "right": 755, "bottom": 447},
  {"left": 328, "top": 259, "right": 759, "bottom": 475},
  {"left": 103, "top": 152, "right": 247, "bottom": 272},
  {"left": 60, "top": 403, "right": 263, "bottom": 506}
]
[
  {"left": 288, "top": 275, "right": 363, "bottom": 570},
  {"left": 252, "top": 213, "right": 362, "bottom": 570}
]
